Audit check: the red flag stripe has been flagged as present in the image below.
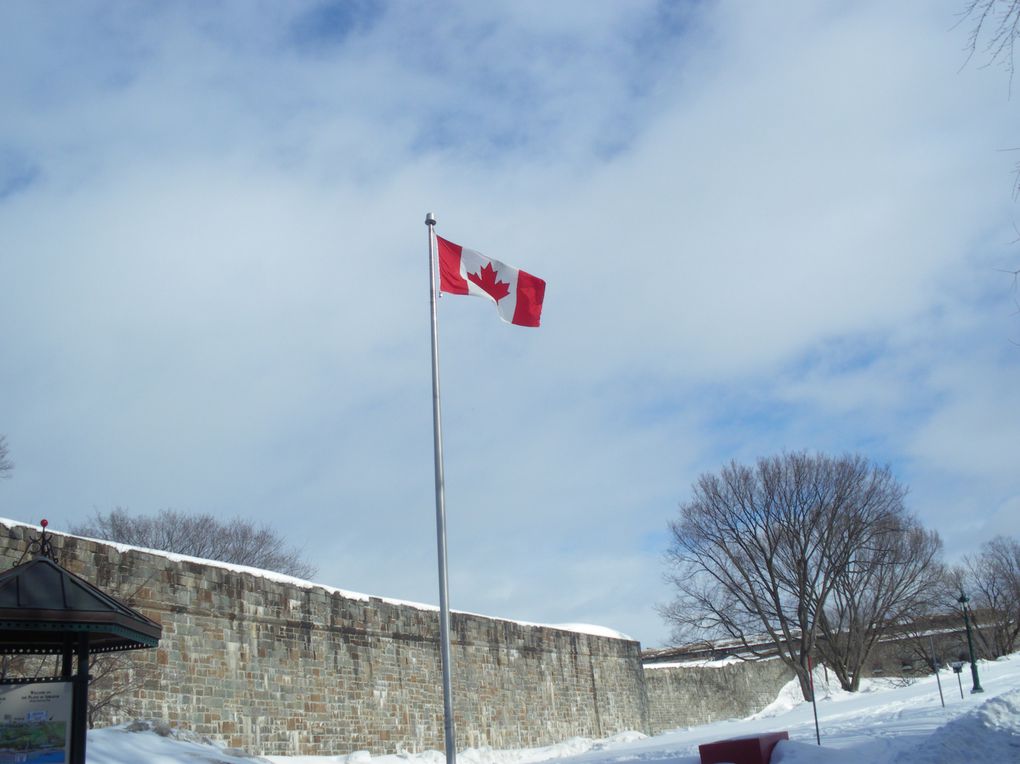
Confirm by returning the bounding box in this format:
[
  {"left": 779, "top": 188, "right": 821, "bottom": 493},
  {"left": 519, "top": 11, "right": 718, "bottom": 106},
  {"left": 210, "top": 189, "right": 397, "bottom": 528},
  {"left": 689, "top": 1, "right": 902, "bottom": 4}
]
[
  {"left": 437, "top": 236, "right": 469, "bottom": 294},
  {"left": 512, "top": 270, "right": 545, "bottom": 327}
]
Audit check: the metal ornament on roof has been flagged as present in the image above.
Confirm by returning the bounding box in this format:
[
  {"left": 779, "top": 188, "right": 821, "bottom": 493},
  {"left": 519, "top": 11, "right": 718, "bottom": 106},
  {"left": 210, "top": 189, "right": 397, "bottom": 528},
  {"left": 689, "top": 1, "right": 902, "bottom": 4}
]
[{"left": 15, "top": 517, "right": 58, "bottom": 565}]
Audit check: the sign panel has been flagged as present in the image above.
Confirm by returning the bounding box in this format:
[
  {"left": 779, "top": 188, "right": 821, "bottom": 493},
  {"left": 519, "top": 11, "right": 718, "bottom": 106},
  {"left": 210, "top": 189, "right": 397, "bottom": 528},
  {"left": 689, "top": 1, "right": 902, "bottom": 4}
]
[{"left": 0, "top": 682, "right": 72, "bottom": 764}]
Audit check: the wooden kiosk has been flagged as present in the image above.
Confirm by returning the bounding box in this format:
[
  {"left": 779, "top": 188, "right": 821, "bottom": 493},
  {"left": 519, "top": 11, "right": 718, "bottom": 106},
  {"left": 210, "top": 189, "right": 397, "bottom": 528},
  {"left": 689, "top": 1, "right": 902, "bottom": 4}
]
[{"left": 0, "top": 521, "right": 161, "bottom": 764}]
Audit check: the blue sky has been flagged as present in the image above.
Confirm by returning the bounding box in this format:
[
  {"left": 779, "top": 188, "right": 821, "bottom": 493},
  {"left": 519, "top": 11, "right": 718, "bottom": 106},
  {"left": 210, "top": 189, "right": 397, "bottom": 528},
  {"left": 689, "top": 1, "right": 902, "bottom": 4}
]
[{"left": 1, "top": 0, "right": 1018, "bottom": 647}]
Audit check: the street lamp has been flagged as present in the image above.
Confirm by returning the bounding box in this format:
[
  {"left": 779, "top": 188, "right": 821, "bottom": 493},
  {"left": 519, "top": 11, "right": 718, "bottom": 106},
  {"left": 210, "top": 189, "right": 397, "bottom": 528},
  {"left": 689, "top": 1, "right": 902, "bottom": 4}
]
[{"left": 957, "top": 591, "right": 984, "bottom": 693}]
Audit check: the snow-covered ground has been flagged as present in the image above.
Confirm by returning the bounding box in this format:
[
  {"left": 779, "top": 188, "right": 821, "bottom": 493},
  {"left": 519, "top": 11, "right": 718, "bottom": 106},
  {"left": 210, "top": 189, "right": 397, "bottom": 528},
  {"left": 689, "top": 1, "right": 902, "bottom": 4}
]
[{"left": 86, "top": 653, "right": 1020, "bottom": 763}]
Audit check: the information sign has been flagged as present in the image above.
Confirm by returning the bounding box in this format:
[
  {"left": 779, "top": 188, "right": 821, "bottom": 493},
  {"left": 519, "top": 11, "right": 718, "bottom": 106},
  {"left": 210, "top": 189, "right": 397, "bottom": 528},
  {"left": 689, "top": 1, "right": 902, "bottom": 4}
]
[{"left": 0, "top": 682, "right": 72, "bottom": 764}]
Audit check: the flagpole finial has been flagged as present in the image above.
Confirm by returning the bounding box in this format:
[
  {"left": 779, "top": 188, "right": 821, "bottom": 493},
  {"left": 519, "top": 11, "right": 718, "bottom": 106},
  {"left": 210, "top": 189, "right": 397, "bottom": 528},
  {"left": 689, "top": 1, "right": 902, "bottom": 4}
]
[{"left": 425, "top": 212, "right": 436, "bottom": 227}]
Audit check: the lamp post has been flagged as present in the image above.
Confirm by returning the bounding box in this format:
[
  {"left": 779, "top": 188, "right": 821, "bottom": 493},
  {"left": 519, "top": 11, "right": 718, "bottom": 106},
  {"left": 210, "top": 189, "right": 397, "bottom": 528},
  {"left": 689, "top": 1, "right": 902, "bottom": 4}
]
[{"left": 957, "top": 591, "right": 984, "bottom": 693}]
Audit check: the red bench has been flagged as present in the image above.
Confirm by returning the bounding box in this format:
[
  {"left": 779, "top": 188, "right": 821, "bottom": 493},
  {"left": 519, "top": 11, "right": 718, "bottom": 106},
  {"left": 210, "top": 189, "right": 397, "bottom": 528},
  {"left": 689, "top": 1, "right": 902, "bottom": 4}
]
[{"left": 698, "top": 731, "right": 789, "bottom": 764}]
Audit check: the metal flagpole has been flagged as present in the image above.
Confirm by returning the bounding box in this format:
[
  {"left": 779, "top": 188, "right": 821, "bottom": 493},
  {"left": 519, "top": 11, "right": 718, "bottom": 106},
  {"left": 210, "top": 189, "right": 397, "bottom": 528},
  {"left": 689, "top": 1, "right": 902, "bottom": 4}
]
[{"left": 426, "top": 212, "right": 457, "bottom": 764}]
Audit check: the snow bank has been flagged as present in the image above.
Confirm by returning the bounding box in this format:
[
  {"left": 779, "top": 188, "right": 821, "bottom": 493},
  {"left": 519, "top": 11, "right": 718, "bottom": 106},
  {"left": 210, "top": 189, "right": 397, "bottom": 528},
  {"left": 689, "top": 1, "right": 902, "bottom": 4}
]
[
  {"left": 899, "top": 689, "right": 1020, "bottom": 763},
  {"left": 88, "top": 721, "right": 270, "bottom": 763}
]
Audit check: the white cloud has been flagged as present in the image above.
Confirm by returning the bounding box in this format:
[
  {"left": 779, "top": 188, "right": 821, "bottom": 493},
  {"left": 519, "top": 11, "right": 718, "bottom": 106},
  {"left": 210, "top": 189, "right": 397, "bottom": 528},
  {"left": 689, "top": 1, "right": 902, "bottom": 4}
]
[{"left": 0, "top": 0, "right": 1017, "bottom": 646}]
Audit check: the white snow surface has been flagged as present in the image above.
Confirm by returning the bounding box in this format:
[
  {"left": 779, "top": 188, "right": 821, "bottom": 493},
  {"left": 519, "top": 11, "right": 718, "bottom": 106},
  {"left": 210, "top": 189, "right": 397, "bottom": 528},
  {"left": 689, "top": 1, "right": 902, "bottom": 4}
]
[
  {"left": 546, "top": 624, "right": 634, "bottom": 641},
  {"left": 644, "top": 655, "right": 746, "bottom": 669},
  {"left": 84, "top": 653, "right": 1020, "bottom": 764}
]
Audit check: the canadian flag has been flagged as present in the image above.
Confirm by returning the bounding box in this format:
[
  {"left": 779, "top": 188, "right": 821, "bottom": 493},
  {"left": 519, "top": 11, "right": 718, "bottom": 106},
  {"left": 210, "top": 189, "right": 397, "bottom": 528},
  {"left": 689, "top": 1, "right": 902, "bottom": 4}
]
[{"left": 436, "top": 235, "right": 546, "bottom": 327}]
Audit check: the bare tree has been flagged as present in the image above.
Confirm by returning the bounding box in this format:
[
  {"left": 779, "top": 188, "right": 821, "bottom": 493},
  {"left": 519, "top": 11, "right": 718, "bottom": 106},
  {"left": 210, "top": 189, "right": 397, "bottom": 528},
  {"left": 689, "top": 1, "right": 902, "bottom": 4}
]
[
  {"left": 70, "top": 507, "right": 317, "bottom": 580},
  {"left": 880, "top": 565, "right": 964, "bottom": 673},
  {"left": 0, "top": 435, "right": 12, "bottom": 479},
  {"left": 662, "top": 452, "right": 911, "bottom": 700},
  {"left": 962, "top": 0, "right": 1020, "bottom": 81},
  {"left": 961, "top": 535, "right": 1020, "bottom": 657},
  {"left": 83, "top": 652, "right": 154, "bottom": 728},
  {"left": 960, "top": 2, "right": 1020, "bottom": 340},
  {"left": 815, "top": 523, "right": 944, "bottom": 691}
]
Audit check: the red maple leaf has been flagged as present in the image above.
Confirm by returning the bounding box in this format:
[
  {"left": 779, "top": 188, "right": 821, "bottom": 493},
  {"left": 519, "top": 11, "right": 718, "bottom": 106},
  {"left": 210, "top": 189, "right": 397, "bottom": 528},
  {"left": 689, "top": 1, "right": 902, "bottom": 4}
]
[{"left": 467, "top": 262, "right": 511, "bottom": 302}]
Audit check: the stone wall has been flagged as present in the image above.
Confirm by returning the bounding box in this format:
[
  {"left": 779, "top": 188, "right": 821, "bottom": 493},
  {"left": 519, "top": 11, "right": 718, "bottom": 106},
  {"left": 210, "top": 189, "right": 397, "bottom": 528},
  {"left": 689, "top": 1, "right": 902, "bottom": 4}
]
[
  {"left": 0, "top": 522, "right": 649, "bottom": 756},
  {"left": 644, "top": 659, "right": 795, "bottom": 733}
]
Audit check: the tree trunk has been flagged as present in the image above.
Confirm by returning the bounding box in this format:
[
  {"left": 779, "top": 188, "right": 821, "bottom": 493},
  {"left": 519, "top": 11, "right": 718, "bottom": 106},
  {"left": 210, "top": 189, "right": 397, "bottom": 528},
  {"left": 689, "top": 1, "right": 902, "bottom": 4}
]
[
  {"left": 795, "top": 654, "right": 814, "bottom": 701},
  {"left": 825, "top": 657, "right": 853, "bottom": 691}
]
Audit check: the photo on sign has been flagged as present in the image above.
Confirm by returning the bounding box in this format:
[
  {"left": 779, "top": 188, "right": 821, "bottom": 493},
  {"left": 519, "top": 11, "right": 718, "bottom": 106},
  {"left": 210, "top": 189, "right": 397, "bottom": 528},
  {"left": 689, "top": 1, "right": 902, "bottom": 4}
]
[{"left": 0, "top": 682, "right": 72, "bottom": 764}]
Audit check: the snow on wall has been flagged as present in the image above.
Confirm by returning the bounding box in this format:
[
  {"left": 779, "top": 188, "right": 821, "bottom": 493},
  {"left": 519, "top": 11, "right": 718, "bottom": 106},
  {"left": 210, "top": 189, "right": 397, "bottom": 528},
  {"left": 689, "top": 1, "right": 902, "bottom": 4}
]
[{"left": 0, "top": 521, "right": 649, "bottom": 756}]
